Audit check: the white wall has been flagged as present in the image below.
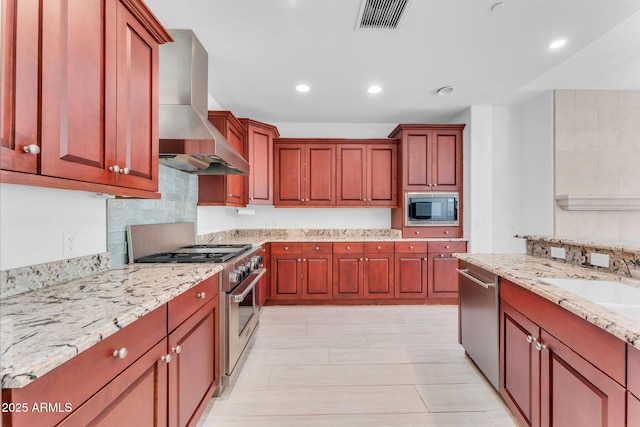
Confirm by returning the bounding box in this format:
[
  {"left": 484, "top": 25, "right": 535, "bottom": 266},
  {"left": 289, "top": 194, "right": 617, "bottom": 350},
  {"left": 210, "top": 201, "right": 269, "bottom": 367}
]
[{"left": 0, "top": 184, "right": 107, "bottom": 270}]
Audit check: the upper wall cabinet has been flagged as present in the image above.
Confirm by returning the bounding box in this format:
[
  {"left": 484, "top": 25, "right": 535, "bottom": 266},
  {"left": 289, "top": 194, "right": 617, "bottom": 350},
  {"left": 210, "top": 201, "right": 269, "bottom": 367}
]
[
  {"left": 198, "top": 111, "right": 248, "bottom": 207},
  {"left": 274, "top": 140, "right": 336, "bottom": 207},
  {"left": 0, "top": 0, "right": 39, "bottom": 174},
  {"left": 0, "top": 0, "right": 171, "bottom": 197},
  {"left": 240, "top": 119, "right": 279, "bottom": 205},
  {"left": 389, "top": 124, "right": 463, "bottom": 192},
  {"left": 336, "top": 141, "right": 397, "bottom": 207}
]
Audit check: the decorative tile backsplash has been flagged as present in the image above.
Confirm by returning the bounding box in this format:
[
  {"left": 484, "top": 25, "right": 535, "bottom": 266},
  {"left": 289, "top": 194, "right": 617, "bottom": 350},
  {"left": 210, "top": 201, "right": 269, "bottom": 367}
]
[
  {"left": 554, "top": 89, "right": 640, "bottom": 242},
  {"left": 517, "top": 234, "right": 640, "bottom": 279},
  {"left": 107, "top": 165, "right": 198, "bottom": 266}
]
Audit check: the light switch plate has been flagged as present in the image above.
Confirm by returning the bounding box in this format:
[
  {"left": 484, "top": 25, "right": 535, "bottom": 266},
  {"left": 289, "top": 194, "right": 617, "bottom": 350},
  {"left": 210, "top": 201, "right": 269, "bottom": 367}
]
[
  {"left": 550, "top": 247, "right": 566, "bottom": 259},
  {"left": 590, "top": 252, "right": 610, "bottom": 268}
]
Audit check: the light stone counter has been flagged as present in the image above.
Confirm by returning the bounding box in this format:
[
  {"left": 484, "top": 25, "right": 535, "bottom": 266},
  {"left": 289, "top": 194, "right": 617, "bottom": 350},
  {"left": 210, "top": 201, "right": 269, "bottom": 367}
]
[
  {"left": 455, "top": 253, "right": 640, "bottom": 350},
  {"left": 0, "top": 263, "right": 222, "bottom": 388}
]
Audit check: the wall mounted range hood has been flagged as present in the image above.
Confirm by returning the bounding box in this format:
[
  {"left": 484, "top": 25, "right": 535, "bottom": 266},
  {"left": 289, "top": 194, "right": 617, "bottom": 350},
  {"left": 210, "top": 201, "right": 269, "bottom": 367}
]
[{"left": 158, "top": 29, "right": 249, "bottom": 175}]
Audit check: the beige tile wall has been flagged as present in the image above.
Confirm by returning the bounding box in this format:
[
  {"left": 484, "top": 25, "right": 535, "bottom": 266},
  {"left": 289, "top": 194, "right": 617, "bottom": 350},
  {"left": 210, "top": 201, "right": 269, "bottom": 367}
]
[{"left": 554, "top": 90, "right": 640, "bottom": 243}]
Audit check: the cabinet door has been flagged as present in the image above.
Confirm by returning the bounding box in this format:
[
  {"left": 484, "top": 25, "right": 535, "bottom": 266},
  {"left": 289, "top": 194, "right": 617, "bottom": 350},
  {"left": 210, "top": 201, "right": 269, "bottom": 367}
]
[
  {"left": 168, "top": 297, "right": 218, "bottom": 427},
  {"left": 336, "top": 144, "right": 366, "bottom": 206},
  {"left": 40, "top": 0, "right": 117, "bottom": 184},
  {"left": 431, "top": 128, "right": 461, "bottom": 191},
  {"left": 394, "top": 254, "right": 427, "bottom": 298},
  {"left": 306, "top": 144, "right": 335, "bottom": 206},
  {"left": 363, "top": 254, "right": 394, "bottom": 299},
  {"left": 539, "top": 330, "right": 625, "bottom": 427},
  {"left": 500, "top": 302, "right": 540, "bottom": 427},
  {"left": 274, "top": 144, "right": 304, "bottom": 206},
  {"left": 367, "top": 144, "right": 397, "bottom": 207},
  {"left": 225, "top": 122, "right": 246, "bottom": 206},
  {"left": 403, "top": 130, "right": 431, "bottom": 190},
  {"left": 427, "top": 252, "right": 459, "bottom": 298},
  {"left": 0, "top": 0, "right": 39, "bottom": 173},
  {"left": 629, "top": 392, "right": 640, "bottom": 427},
  {"left": 57, "top": 338, "right": 168, "bottom": 427},
  {"left": 301, "top": 254, "right": 332, "bottom": 299},
  {"left": 246, "top": 124, "right": 274, "bottom": 204},
  {"left": 333, "top": 254, "right": 363, "bottom": 299},
  {"left": 114, "top": 1, "right": 158, "bottom": 191},
  {"left": 271, "top": 255, "right": 301, "bottom": 299}
]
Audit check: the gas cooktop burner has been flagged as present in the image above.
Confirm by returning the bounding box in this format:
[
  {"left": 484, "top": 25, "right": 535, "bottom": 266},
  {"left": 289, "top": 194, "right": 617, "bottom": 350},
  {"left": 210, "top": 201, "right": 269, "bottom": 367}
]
[{"left": 134, "top": 243, "right": 253, "bottom": 264}]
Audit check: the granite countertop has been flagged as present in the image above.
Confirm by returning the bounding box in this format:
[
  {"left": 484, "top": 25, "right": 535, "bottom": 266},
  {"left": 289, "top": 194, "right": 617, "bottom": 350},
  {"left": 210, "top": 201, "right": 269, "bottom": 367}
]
[
  {"left": 0, "top": 263, "right": 223, "bottom": 389},
  {"left": 455, "top": 253, "right": 640, "bottom": 350}
]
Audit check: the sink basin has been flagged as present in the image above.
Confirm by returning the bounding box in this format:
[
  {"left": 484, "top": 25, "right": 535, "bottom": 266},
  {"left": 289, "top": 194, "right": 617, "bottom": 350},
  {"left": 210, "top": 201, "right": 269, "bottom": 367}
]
[{"left": 538, "top": 278, "right": 640, "bottom": 322}]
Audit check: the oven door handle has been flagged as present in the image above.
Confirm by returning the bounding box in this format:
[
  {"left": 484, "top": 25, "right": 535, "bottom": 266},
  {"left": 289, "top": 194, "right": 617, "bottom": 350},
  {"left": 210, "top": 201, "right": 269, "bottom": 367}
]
[{"left": 231, "top": 268, "right": 266, "bottom": 303}]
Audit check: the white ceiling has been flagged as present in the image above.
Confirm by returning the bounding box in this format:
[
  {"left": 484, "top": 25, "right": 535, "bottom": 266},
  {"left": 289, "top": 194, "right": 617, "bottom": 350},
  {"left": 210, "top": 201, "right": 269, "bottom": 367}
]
[{"left": 145, "top": 0, "right": 640, "bottom": 124}]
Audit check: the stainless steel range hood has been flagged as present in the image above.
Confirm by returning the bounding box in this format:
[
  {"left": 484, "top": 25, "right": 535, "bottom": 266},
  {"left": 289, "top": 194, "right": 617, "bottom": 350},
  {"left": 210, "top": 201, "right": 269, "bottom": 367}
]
[{"left": 158, "top": 30, "right": 249, "bottom": 175}]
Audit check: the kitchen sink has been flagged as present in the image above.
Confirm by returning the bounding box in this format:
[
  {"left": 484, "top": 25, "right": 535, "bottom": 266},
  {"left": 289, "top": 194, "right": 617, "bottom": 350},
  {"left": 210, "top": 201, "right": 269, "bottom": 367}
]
[{"left": 538, "top": 278, "right": 640, "bottom": 322}]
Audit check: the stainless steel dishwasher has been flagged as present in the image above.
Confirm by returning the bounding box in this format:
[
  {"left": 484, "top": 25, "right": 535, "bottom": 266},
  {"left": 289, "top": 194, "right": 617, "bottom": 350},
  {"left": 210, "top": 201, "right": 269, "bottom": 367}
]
[{"left": 457, "top": 260, "right": 499, "bottom": 390}]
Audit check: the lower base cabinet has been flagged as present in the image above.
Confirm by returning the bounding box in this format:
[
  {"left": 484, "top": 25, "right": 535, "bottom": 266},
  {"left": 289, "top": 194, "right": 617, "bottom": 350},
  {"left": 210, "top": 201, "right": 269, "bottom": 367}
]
[
  {"left": 500, "top": 280, "right": 626, "bottom": 427},
  {"left": 1, "top": 274, "right": 219, "bottom": 427}
]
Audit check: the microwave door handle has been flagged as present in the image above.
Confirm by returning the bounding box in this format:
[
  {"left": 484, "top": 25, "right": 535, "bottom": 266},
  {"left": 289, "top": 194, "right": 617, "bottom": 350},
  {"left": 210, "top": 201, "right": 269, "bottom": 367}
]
[{"left": 231, "top": 268, "right": 266, "bottom": 303}]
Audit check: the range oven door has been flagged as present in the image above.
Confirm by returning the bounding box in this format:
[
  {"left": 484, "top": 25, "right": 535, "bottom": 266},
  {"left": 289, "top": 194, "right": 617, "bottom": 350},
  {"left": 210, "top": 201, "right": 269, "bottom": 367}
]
[{"left": 226, "top": 268, "right": 266, "bottom": 376}]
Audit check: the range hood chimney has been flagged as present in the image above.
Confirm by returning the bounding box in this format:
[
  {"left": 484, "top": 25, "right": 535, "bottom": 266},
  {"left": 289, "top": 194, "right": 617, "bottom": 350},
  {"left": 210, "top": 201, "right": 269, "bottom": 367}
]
[{"left": 158, "top": 29, "right": 249, "bottom": 175}]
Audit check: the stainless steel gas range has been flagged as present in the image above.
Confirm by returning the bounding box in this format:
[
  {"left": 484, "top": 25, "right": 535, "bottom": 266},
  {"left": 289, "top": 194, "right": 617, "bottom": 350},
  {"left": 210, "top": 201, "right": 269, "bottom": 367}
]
[{"left": 127, "top": 222, "right": 265, "bottom": 395}]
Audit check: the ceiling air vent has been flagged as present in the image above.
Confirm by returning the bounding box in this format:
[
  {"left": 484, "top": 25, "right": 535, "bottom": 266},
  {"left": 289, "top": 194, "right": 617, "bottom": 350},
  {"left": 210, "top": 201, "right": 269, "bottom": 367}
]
[{"left": 356, "top": 0, "right": 412, "bottom": 31}]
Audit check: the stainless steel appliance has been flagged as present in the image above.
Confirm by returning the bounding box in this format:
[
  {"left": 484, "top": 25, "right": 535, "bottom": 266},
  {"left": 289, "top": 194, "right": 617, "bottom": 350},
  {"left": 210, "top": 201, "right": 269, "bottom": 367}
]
[
  {"left": 127, "top": 223, "right": 265, "bottom": 395},
  {"left": 457, "top": 260, "right": 499, "bottom": 390},
  {"left": 158, "top": 30, "right": 249, "bottom": 175},
  {"left": 405, "top": 192, "right": 459, "bottom": 226}
]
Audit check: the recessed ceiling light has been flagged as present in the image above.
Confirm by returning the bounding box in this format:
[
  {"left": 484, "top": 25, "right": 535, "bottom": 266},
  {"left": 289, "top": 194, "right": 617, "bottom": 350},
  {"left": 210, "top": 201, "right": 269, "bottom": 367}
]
[
  {"left": 367, "top": 85, "right": 382, "bottom": 94},
  {"left": 548, "top": 39, "right": 567, "bottom": 50},
  {"left": 436, "top": 86, "right": 455, "bottom": 96},
  {"left": 296, "top": 84, "right": 310, "bottom": 93}
]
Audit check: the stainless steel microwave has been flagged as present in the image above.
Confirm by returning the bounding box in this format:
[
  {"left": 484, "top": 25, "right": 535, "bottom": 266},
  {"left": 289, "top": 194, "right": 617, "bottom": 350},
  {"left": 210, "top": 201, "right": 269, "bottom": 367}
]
[{"left": 405, "top": 192, "right": 459, "bottom": 226}]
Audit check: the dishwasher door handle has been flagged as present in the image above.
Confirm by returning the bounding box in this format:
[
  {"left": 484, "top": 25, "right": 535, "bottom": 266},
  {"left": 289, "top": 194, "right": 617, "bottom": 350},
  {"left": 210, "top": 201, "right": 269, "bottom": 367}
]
[{"left": 456, "top": 268, "right": 496, "bottom": 289}]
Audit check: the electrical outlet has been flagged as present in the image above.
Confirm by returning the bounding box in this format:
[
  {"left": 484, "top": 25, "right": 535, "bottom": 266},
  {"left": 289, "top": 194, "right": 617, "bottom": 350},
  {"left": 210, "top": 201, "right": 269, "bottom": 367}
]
[
  {"left": 550, "top": 247, "right": 566, "bottom": 259},
  {"left": 590, "top": 252, "right": 610, "bottom": 268},
  {"left": 63, "top": 232, "right": 79, "bottom": 256}
]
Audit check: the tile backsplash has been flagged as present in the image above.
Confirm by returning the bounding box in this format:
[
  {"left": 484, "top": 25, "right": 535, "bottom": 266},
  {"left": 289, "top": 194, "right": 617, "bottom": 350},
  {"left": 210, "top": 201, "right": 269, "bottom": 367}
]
[
  {"left": 107, "top": 165, "right": 198, "bottom": 266},
  {"left": 554, "top": 89, "right": 640, "bottom": 242}
]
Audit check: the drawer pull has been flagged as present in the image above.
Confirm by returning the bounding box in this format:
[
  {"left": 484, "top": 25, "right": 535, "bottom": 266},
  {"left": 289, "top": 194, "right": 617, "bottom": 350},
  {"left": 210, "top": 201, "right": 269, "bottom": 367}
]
[
  {"left": 347, "top": 246, "right": 351, "bottom": 250},
  {"left": 439, "top": 254, "right": 444, "bottom": 257},
  {"left": 172, "top": 345, "right": 182, "bottom": 354},
  {"left": 113, "top": 347, "right": 128, "bottom": 359},
  {"left": 197, "top": 292, "right": 206, "bottom": 299},
  {"left": 409, "top": 245, "right": 414, "bottom": 250},
  {"left": 415, "top": 231, "right": 420, "bottom": 235},
  {"left": 315, "top": 246, "right": 319, "bottom": 251},
  {"left": 285, "top": 246, "right": 289, "bottom": 250},
  {"left": 444, "top": 231, "right": 449, "bottom": 235},
  {"left": 377, "top": 246, "right": 381, "bottom": 250},
  {"left": 161, "top": 354, "right": 172, "bottom": 363},
  {"left": 445, "top": 245, "right": 450, "bottom": 249},
  {"left": 23, "top": 144, "right": 40, "bottom": 155}
]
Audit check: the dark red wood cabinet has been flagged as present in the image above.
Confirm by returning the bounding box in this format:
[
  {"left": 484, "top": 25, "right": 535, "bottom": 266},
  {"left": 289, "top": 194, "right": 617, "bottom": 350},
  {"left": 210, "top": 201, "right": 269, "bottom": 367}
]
[
  {"left": 241, "top": 119, "right": 279, "bottom": 205},
  {"left": 257, "top": 243, "right": 271, "bottom": 308},
  {"left": 274, "top": 141, "right": 336, "bottom": 207},
  {"left": 363, "top": 243, "right": 394, "bottom": 299},
  {"left": 199, "top": 111, "right": 247, "bottom": 207},
  {"left": 336, "top": 142, "right": 397, "bottom": 207},
  {"left": 500, "top": 280, "right": 626, "bottom": 427},
  {"left": 427, "top": 241, "right": 466, "bottom": 298},
  {"left": 394, "top": 242, "right": 428, "bottom": 298},
  {"left": 1, "top": 0, "right": 170, "bottom": 197},
  {"left": 0, "top": 0, "right": 39, "bottom": 174},
  {"left": 332, "top": 242, "right": 394, "bottom": 300},
  {"left": 270, "top": 242, "right": 333, "bottom": 300}
]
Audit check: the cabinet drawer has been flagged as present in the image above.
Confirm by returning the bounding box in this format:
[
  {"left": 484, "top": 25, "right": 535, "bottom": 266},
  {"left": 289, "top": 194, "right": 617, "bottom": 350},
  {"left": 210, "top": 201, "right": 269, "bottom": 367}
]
[
  {"left": 428, "top": 241, "right": 467, "bottom": 253},
  {"left": 302, "top": 242, "right": 332, "bottom": 254},
  {"left": 394, "top": 242, "right": 428, "bottom": 253},
  {"left": 2, "top": 305, "right": 167, "bottom": 427},
  {"left": 168, "top": 274, "right": 219, "bottom": 332},
  {"left": 629, "top": 345, "right": 640, "bottom": 398},
  {"left": 364, "top": 242, "right": 394, "bottom": 253},
  {"left": 271, "top": 242, "right": 302, "bottom": 254},
  {"left": 333, "top": 242, "right": 364, "bottom": 253}
]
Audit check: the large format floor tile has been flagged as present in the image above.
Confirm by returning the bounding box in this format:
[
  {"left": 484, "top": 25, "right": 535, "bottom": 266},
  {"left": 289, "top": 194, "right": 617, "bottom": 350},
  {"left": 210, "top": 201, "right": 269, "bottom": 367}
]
[{"left": 197, "top": 305, "right": 516, "bottom": 427}]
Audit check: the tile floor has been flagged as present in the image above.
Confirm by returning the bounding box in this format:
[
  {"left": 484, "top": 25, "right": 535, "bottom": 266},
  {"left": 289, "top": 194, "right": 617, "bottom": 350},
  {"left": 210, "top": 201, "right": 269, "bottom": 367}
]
[{"left": 197, "top": 305, "right": 517, "bottom": 427}]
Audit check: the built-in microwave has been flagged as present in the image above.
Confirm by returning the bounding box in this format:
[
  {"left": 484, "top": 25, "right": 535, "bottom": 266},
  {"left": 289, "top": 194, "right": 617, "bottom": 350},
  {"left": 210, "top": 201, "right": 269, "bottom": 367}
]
[{"left": 405, "top": 192, "right": 459, "bottom": 226}]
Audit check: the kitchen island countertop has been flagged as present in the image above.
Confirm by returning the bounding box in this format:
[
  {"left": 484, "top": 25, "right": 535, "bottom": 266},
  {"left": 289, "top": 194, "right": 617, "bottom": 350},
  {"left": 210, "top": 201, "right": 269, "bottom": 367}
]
[
  {"left": 455, "top": 253, "right": 640, "bottom": 350},
  {"left": 0, "top": 263, "right": 222, "bottom": 389}
]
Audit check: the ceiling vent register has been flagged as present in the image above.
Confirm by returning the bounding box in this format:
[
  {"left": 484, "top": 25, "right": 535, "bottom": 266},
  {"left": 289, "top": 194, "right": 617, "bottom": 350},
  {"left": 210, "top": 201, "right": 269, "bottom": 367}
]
[{"left": 357, "top": 0, "right": 411, "bottom": 30}]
